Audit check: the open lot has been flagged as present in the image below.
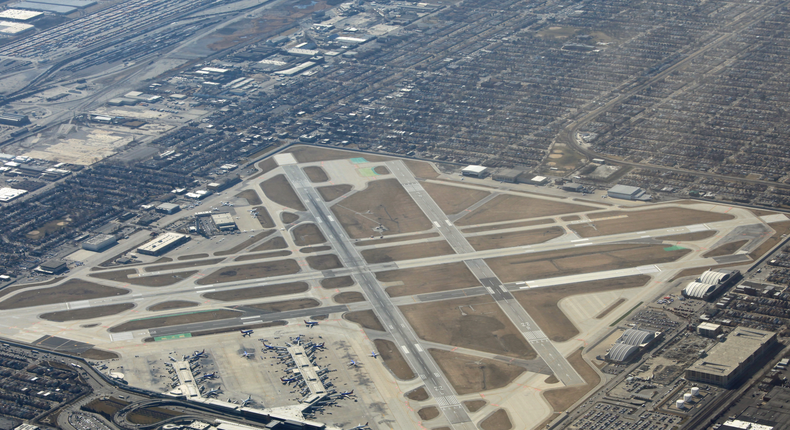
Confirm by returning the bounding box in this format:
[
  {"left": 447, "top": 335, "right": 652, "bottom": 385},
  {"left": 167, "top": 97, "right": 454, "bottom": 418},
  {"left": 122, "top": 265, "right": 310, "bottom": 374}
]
[
  {"left": 429, "top": 349, "right": 525, "bottom": 395},
  {"left": 260, "top": 174, "right": 307, "bottom": 211},
  {"left": 333, "top": 292, "right": 365, "bottom": 304},
  {"left": 203, "top": 282, "right": 308, "bottom": 301},
  {"left": 246, "top": 298, "right": 320, "bottom": 312},
  {"left": 456, "top": 195, "right": 595, "bottom": 226},
  {"left": 109, "top": 309, "right": 241, "bottom": 332},
  {"left": 234, "top": 250, "right": 292, "bottom": 262},
  {"left": 418, "top": 407, "right": 440, "bottom": 421},
  {"left": 292, "top": 223, "right": 326, "bottom": 246},
  {"left": 461, "top": 218, "right": 555, "bottom": 234},
  {"left": 196, "top": 259, "right": 300, "bottom": 284},
  {"left": 305, "top": 254, "right": 343, "bottom": 270},
  {"left": 373, "top": 339, "right": 415, "bottom": 380},
  {"left": 321, "top": 276, "right": 355, "bottom": 289},
  {"left": 143, "top": 258, "right": 225, "bottom": 272},
  {"left": 512, "top": 275, "right": 650, "bottom": 342},
  {"left": 703, "top": 239, "right": 748, "bottom": 258},
  {"left": 422, "top": 182, "right": 490, "bottom": 215},
  {"left": 374, "top": 166, "right": 390, "bottom": 175},
  {"left": 40, "top": 303, "right": 135, "bottom": 322},
  {"left": 215, "top": 231, "right": 274, "bottom": 256},
  {"left": 0, "top": 279, "right": 128, "bottom": 310},
  {"left": 361, "top": 240, "right": 455, "bottom": 264},
  {"left": 486, "top": 243, "right": 690, "bottom": 283},
  {"left": 480, "top": 409, "right": 512, "bottom": 430},
  {"left": 571, "top": 207, "right": 735, "bottom": 238},
  {"left": 91, "top": 270, "right": 198, "bottom": 287},
  {"left": 147, "top": 301, "right": 198, "bottom": 312},
  {"left": 404, "top": 159, "right": 440, "bottom": 179},
  {"left": 281, "top": 212, "right": 299, "bottom": 223},
  {"left": 343, "top": 310, "right": 385, "bottom": 331},
  {"left": 541, "top": 349, "right": 600, "bottom": 412},
  {"left": 401, "top": 296, "right": 536, "bottom": 359},
  {"left": 406, "top": 387, "right": 429, "bottom": 401},
  {"left": 467, "top": 226, "right": 565, "bottom": 251},
  {"left": 465, "top": 400, "right": 487, "bottom": 412},
  {"left": 303, "top": 166, "right": 329, "bottom": 182},
  {"left": 235, "top": 189, "right": 262, "bottom": 206},
  {"left": 317, "top": 184, "right": 352, "bottom": 202},
  {"left": 376, "top": 262, "right": 481, "bottom": 297},
  {"left": 250, "top": 236, "right": 287, "bottom": 252},
  {"left": 331, "top": 178, "right": 432, "bottom": 238}
]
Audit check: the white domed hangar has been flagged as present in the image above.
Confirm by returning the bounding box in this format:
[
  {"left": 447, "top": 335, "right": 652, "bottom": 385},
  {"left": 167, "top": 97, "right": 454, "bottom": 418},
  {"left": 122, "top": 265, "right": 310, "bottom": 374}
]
[{"left": 682, "top": 269, "right": 742, "bottom": 301}]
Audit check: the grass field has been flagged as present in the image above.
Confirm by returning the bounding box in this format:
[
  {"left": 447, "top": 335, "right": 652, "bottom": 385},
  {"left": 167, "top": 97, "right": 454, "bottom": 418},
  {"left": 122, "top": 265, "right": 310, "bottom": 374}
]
[
  {"left": 234, "top": 250, "right": 292, "bottom": 262},
  {"left": 317, "top": 184, "right": 353, "bottom": 202},
  {"left": 512, "top": 276, "right": 649, "bottom": 342},
  {"left": 235, "top": 189, "right": 262, "bottom": 206},
  {"left": 91, "top": 270, "right": 198, "bottom": 287},
  {"left": 148, "top": 301, "right": 198, "bottom": 312},
  {"left": 246, "top": 298, "right": 320, "bottom": 312},
  {"left": 401, "top": 295, "right": 536, "bottom": 359},
  {"left": 109, "top": 309, "right": 241, "bottom": 332},
  {"left": 250, "top": 236, "right": 287, "bottom": 252},
  {"left": 406, "top": 387, "right": 429, "bottom": 401},
  {"left": 376, "top": 262, "right": 481, "bottom": 297},
  {"left": 467, "top": 226, "right": 565, "bottom": 251},
  {"left": 303, "top": 166, "right": 329, "bottom": 182},
  {"left": 344, "top": 310, "right": 385, "bottom": 331},
  {"left": 0, "top": 279, "right": 128, "bottom": 310},
  {"left": 429, "top": 349, "right": 525, "bottom": 395},
  {"left": 571, "top": 207, "right": 735, "bottom": 238},
  {"left": 703, "top": 240, "right": 748, "bottom": 258},
  {"left": 203, "top": 282, "right": 308, "bottom": 301},
  {"left": 334, "top": 292, "right": 365, "bottom": 304},
  {"left": 331, "top": 178, "right": 432, "bottom": 238},
  {"left": 40, "top": 303, "right": 135, "bottom": 322},
  {"left": 422, "top": 182, "right": 490, "bottom": 215},
  {"left": 486, "top": 243, "right": 690, "bottom": 283},
  {"left": 461, "top": 218, "right": 555, "bottom": 234},
  {"left": 305, "top": 254, "right": 343, "bottom": 270},
  {"left": 321, "top": 276, "right": 355, "bottom": 289},
  {"left": 143, "top": 258, "right": 224, "bottom": 272},
  {"left": 196, "top": 259, "right": 300, "bottom": 284},
  {"left": 292, "top": 223, "right": 326, "bottom": 246},
  {"left": 260, "top": 174, "right": 307, "bottom": 211},
  {"left": 361, "top": 240, "right": 455, "bottom": 264},
  {"left": 354, "top": 232, "right": 439, "bottom": 246},
  {"left": 656, "top": 231, "right": 717, "bottom": 241},
  {"left": 418, "top": 407, "right": 440, "bottom": 421},
  {"left": 541, "top": 349, "right": 600, "bottom": 412},
  {"left": 456, "top": 195, "right": 594, "bottom": 226},
  {"left": 480, "top": 409, "right": 512, "bottom": 430},
  {"left": 374, "top": 339, "right": 415, "bottom": 380},
  {"left": 215, "top": 231, "right": 274, "bottom": 256}
]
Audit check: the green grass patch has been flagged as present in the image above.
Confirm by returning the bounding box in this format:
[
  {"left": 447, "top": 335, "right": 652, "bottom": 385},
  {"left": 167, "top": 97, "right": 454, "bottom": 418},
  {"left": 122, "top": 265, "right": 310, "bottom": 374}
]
[
  {"left": 357, "top": 167, "right": 378, "bottom": 177},
  {"left": 154, "top": 333, "right": 192, "bottom": 341},
  {"left": 663, "top": 245, "right": 686, "bottom": 251},
  {"left": 350, "top": 157, "right": 368, "bottom": 164}
]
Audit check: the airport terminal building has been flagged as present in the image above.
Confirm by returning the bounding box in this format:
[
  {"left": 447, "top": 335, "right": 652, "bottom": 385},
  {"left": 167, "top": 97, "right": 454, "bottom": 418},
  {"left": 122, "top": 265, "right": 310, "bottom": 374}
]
[{"left": 137, "top": 232, "right": 190, "bottom": 256}]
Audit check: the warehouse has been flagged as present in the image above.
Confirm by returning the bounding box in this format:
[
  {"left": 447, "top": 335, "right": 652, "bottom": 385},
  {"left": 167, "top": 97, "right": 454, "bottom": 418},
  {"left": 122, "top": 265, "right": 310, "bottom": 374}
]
[
  {"left": 493, "top": 168, "right": 524, "bottom": 183},
  {"left": 607, "top": 184, "right": 652, "bottom": 201},
  {"left": 211, "top": 213, "right": 237, "bottom": 231},
  {"left": 137, "top": 232, "right": 190, "bottom": 256},
  {"left": 562, "top": 183, "right": 584, "bottom": 192},
  {"left": 36, "top": 259, "right": 67, "bottom": 274},
  {"left": 156, "top": 203, "right": 181, "bottom": 215},
  {"left": 0, "top": 21, "right": 33, "bottom": 34},
  {"left": 12, "top": 1, "right": 77, "bottom": 14},
  {"left": 0, "top": 187, "right": 27, "bottom": 202},
  {"left": 0, "top": 9, "right": 43, "bottom": 21},
  {"left": 0, "top": 113, "right": 30, "bottom": 127},
  {"left": 82, "top": 234, "right": 117, "bottom": 252},
  {"left": 686, "top": 327, "right": 777, "bottom": 387},
  {"left": 462, "top": 165, "right": 488, "bottom": 178}
]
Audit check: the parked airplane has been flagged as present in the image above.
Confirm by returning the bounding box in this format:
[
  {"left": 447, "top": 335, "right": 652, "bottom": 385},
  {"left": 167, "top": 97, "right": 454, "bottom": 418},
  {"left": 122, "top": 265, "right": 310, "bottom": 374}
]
[
  {"left": 310, "top": 342, "right": 326, "bottom": 350},
  {"left": 263, "top": 342, "right": 285, "bottom": 350},
  {"left": 370, "top": 351, "right": 379, "bottom": 358},
  {"left": 200, "top": 372, "right": 217, "bottom": 380},
  {"left": 241, "top": 395, "right": 253, "bottom": 407},
  {"left": 349, "top": 422, "right": 369, "bottom": 430},
  {"left": 168, "top": 356, "right": 177, "bottom": 362},
  {"left": 241, "top": 349, "right": 253, "bottom": 359},
  {"left": 304, "top": 320, "right": 319, "bottom": 328},
  {"left": 338, "top": 390, "right": 354, "bottom": 398},
  {"left": 205, "top": 387, "right": 221, "bottom": 397},
  {"left": 348, "top": 359, "right": 359, "bottom": 367},
  {"left": 281, "top": 376, "right": 298, "bottom": 384},
  {"left": 240, "top": 329, "right": 253, "bottom": 337},
  {"left": 193, "top": 349, "right": 207, "bottom": 358}
]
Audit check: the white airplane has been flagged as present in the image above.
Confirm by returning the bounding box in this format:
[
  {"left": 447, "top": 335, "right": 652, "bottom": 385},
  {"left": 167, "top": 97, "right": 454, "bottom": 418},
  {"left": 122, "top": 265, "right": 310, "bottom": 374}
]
[
  {"left": 241, "top": 349, "right": 253, "bottom": 359},
  {"left": 304, "top": 320, "right": 319, "bottom": 328},
  {"left": 241, "top": 395, "right": 252, "bottom": 407},
  {"left": 349, "top": 422, "right": 369, "bottom": 430},
  {"left": 348, "top": 359, "right": 359, "bottom": 367}
]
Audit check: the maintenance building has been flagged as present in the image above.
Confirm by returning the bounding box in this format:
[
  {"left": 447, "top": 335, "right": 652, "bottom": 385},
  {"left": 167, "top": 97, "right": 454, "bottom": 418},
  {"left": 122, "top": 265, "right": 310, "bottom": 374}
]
[
  {"left": 82, "top": 234, "right": 117, "bottom": 252},
  {"left": 605, "top": 328, "right": 662, "bottom": 363},
  {"left": 685, "top": 327, "right": 777, "bottom": 388},
  {"left": 492, "top": 168, "right": 524, "bottom": 183},
  {"left": 156, "top": 202, "right": 181, "bottom": 215},
  {"left": 138, "top": 232, "right": 190, "bottom": 256},
  {"left": 36, "top": 259, "right": 67, "bottom": 274},
  {"left": 683, "top": 269, "right": 741, "bottom": 301},
  {"left": 607, "top": 184, "right": 652, "bottom": 201},
  {"left": 211, "top": 213, "right": 237, "bottom": 231},
  {"left": 462, "top": 165, "right": 488, "bottom": 178}
]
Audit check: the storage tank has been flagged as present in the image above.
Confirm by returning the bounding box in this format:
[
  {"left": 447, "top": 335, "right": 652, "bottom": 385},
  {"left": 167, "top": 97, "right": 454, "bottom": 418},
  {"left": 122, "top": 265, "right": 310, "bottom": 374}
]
[
  {"left": 683, "top": 393, "right": 693, "bottom": 403},
  {"left": 676, "top": 399, "right": 685, "bottom": 409},
  {"left": 691, "top": 387, "right": 700, "bottom": 397}
]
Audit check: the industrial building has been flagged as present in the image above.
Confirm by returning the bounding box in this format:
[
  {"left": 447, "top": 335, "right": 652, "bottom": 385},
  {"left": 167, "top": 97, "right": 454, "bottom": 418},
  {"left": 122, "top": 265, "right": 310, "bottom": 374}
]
[
  {"left": 605, "top": 328, "right": 661, "bottom": 363},
  {"left": 685, "top": 327, "right": 777, "bottom": 388},
  {"left": 529, "top": 175, "right": 548, "bottom": 185},
  {"left": 563, "top": 183, "right": 584, "bottom": 192},
  {"left": 12, "top": 2, "right": 77, "bottom": 14},
  {"left": 207, "top": 175, "right": 241, "bottom": 192},
  {"left": 697, "top": 322, "right": 723, "bottom": 338},
  {"left": 0, "top": 113, "right": 30, "bottom": 127},
  {"left": 0, "top": 9, "right": 43, "bottom": 21},
  {"left": 137, "top": 232, "right": 190, "bottom": 256},
  {"left": 607, "top": 184, "right": 652, "bottom": 201},
  {"left": 0, "top": 21, "right": 34, "bottom": 34},
  {"left": 462, "top": 165, "right": 488, "bottom": 178},
  {"left": 492, "top": 168, "right": 524, "bottom": 183},
  {"left": 81, "top": 234, "right": 117, "bottom": 252},
  {"left": 683, "top": 269, "right": 741, "bottom": 300},
  {"left": 156, "top": 202, "right": 181, "bottom": 215},
  {"left": 0, "top": 187, "right": 27, "bottom": 202},
  {"left": 211, "top": 213, "right": 236, "bottom": 231},
  {"left": 36, "top": 259, "right": 67, "bottom": 274}
]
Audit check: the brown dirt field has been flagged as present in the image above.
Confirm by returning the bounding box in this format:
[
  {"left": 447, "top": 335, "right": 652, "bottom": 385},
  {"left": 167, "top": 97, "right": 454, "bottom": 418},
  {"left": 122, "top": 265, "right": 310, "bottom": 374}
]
[
  {"left": 215, "top": 230, "right": 274, "bottom": 256},
  {"left": 374, "top": 339, "right": 415, "bottom": 380},
  {"left": 354, "top": 232, "right": 440, "bottom": 246},
  {"left": 378, "top": 262, "right": 481, "bottom": 297},
  {"left": 204, "top": 282, "right": 308, "bottom": 301},
  {"left": 79, "top": 349, "right": 119, "bottom": 360},
  {"left": 246, "top": 298, "right": 320, "bottom": 312},
  {"left": 0, "top": 276, "right": 64, "bottom": 300},
  {"left": 178, "top": 254, "right": 209, "bottom": 261},
  {"left": 544, "top": 374, "right": 559, "bottom": 384},
  {"left": 656, "top": 231, "right": 717, "bottom": 241},
  {"left": 83, "top": 398, "right": 130, "bottom": 421},
  {"left": 405, "top": 159, "right": 439, "bottom": 179},
  {"left": 143, "top": 258, "right": 224, "bottom": 272},
  {"left": 257, "top": 157, "right": 278, "bottom": 175},
  {"left": 300, "top": 245, "right": 332, "bottom": 253},
  {"left": 282, "top": 212, "right": 300, "bottom": 223},
  {"left": 572, "top": 207, "right": 735, "bottom": 238},
  {"left": 252, "top": 206, "right": 275, "bottom": 228},
  {"left": 148, "top": 301, "right": 199, "bottom": 312},
  {"left": 561, "top": 215, "right": 581, "bottom": 222},
  {"left": 480, "top": 409, "right": 512, "bottom": 430},
  {"left": 196, "top": 259, "right": 300, "bottom": 285},
  {"left": 94, "top": 270, "right": 198, "bottom": 287},
  {"left": 234, "top": 250, "right": 292, "bottom": 262},
  {"left": 542, "top": 349, "right": 600, "bottom": 412},
  {"left": 418, "top": 407, "right": 440, "bottom": 421},
  {"left": 344, "top": 310, "right": 385, "bottom": 331},
  {"left": 306, "top": 254, "right": 343, "bottom": 270},
  {"left": 331, "top": 179, "right": 432, "bottom": 238},
  {"left": 465, "top": 400, "right": 487, "bottom": 412},
  {"left": 374, "top": 166, "right": 390, "bottom": 175},
  {"left": 468, "top": 226, "right": 565, "bottom": 251},
  {"left": 429, "top": 349, "right": 525, "bottom": 395},
  {"left": 127, "top": 407, "right": 183, "bottom": 425},
  {"left": 361, "top": 240, "right": 455, "bottom": 264},
  {"left": 401, "top": 296, "right": 535, "bottom": 359},
  {"left": 750, "top": 209, "right": 779, "bottom": 217},
  {"left": 303, "top": 166, "right": 329, "bottom": 182},
  {"left": 486, "top": 244, "right": 690, "bottom": 283},
  {"left": 293, "top": 223, "right": 326, "bottom": 246},
  {"left": 236, "top": 189, "right": 262, "bottom": 206},
  {"left": 286, "top": 145, "right": 393, "bottom": 163},
  {"left": 0, "top": 279, "right": 128, "bottom": 310},
  {"left": 260, "top": 174, "right": 307, "bottom": 211},
  {"left": 109, "top": 309, "right": 241, "bottom": 332},
  {"left": 461, "top": 218, "right": 555, "bottom": 234},
  {"left": 512, "top": 276, "right": 649, "bottom": 341},
  {"left": 595, "top": 298, "right": 626, "bottom": 319},
  {"left": 749, "top": 221, "right": 790, "bottom": 260},
  {"left": 406, "top": 387, "right": 430, "bottom": 401},
  {"left": 250, "top": 236, "right": 288, "bottom": 252},
  {"left": 191, "top": 320, "right": 287, "bottom": 337},
  {"left": 89, "top": 269, "right": 134, "bottom": 281},
  {"left": 703, "top": 239, "right": 748, "bottom": 258},
  {"left": 334, "top": 292, "right": 365, "bottom": 304},
  {"left": 321, "top": 276, "right": 355, "bottom": 289},
  {"left": 422, "top": 182, "right": 490, "bottom": 215},
  {"left": 456, "top": 195, "right": 595, "bottom": 226},
  {"left": 318, "top": 184, "right": 353, "bottom": 202},
  {"left": 40, "top": 303, "right": 135, "bottom": 322}
]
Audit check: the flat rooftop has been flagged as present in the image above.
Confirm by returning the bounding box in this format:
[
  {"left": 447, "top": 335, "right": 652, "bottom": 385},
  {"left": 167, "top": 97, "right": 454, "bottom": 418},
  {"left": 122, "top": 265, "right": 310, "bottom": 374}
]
[
  {"left": 688, "top": 327, "right": 775, "bottom": 375},
  {"left": 0, "top": 8, "right": 43, "bottom": 20}
]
